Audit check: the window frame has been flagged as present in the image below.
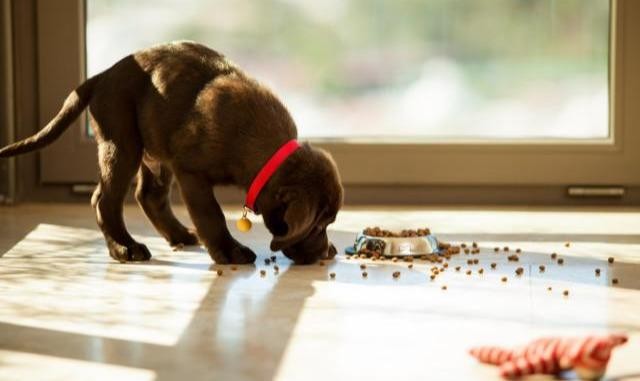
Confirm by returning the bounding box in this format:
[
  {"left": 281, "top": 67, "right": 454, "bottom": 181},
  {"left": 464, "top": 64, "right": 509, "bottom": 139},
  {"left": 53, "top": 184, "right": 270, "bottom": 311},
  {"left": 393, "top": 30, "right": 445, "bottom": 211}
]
[{"left": 35, "top": 0, "right": 640, "bottom": 190}]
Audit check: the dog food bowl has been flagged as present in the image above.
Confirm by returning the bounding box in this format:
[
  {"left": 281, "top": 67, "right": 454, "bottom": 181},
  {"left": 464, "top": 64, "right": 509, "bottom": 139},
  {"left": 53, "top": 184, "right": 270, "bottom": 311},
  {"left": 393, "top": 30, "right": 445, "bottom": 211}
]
[{"left": 345, "top": 232, "right": 443, "bottom": 257}]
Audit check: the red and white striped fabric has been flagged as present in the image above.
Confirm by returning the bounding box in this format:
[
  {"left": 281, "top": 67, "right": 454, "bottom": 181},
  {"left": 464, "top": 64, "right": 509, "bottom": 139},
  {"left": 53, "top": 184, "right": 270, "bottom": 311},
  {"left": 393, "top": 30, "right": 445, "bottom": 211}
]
[{"left": 469, "top": 334, "right": 628, "bottom": 379}]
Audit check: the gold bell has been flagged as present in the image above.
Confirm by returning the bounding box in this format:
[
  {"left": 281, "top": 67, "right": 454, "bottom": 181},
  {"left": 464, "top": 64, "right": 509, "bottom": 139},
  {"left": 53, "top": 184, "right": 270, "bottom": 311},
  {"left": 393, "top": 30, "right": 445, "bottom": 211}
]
[{"left": 236, "top": 207, "right": 252, "bottom": 232}]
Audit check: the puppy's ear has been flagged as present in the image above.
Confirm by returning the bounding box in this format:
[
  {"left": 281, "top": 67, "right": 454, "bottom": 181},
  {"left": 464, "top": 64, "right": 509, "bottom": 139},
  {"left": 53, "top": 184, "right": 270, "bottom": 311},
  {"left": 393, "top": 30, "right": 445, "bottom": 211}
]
[{"left": 270, "top": 187, "right": 317, "bottom": 252}]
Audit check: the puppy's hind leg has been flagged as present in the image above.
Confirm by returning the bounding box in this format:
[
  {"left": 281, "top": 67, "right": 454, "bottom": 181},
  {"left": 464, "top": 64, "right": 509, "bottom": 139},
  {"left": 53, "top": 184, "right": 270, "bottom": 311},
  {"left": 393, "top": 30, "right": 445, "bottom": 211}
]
[
  {"left": 135, "top": 162, "right": 199, "bottom": 247},
  {"left": 93, "top": 140, "right": 150, "bottom": 262}
]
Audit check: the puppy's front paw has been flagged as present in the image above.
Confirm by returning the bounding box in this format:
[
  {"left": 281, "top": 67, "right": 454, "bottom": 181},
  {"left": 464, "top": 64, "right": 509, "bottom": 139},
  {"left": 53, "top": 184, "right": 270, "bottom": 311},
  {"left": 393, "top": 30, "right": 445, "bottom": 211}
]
[
  {"left": 229, "top": 245, "right": 257, "bottom": 264},
  {"left": 109, "top": 242, "right": 152, "bottom": 263}
]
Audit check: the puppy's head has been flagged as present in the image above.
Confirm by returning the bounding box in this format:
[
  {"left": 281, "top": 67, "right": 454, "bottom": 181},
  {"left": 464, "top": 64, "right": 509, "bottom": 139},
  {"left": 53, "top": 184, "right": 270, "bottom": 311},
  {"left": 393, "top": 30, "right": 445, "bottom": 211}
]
[{"left": 260, "top": 144, "right": 343, "bottom": 264}]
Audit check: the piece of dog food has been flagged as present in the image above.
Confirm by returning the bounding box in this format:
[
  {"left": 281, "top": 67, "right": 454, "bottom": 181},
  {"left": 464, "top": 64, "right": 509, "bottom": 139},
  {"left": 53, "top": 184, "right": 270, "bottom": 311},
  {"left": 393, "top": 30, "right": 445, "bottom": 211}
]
[
  {"left": 515, "top": 267, "right": 524, "bottom": 275},
  {"left": 392, "top": 257, "right": 398, "bottom": 263},
  {"left": 430, "top": 274, "right": 436, "bottom": 280},
  {"left": 557, "top": 258, "right": 564, "bottom": 265},
  {"left": 329, "top": 272, "right": 336, "bottom": 279},
  {"left": 551, "top": 252, "right": 557, "bottom": 259},
  {"left": 441, "top": 285, "right": 447, "bottom": 290},
  {"left": 490, "top": 263, "right": 497, "bottom": 269},
  {"left": 393, "top": 271, "right": 401, "bottom": 279},
  {"left": 478, "top": 268, "right": 484, "bottom": 274},
  {"left": 231, "top": 266, "right": 237, "bottom": 271},
  {"left": 472, "top": 242, "right": 478, "bottom": 248},
  {"left": 455, "top": 266, "right": 461, "bottom": 271},
  {"left": 467, "top": 259, "right": 473, "bottom": 265},
  {"left": 515, "top": 248, "right": 521, "bottom": 253},
  {"left": 466, "top": 270, "right": 472, "bottom": 275},
  {"left": 595, "top": 268, "right": 601, "bottom": 276},
  {"left": 408, "top": 264, "right": 413, "bottom": 269},
  {"left": 360, "top": 264, "right": 366, "bottom": 270},
  {"left": 264, "top": 258, "right": 271, "bottom": 265},
  {"left": 565, "top": 242, "right": 570, "bottom": 247},
  {"left": 443, "top": 262, "right": 449, "bottom": 268},
  {"left": 563, "top": 290, "right": 569, "bottom": 296},
  {"left": 271, "top": 255, "right": 277, "bottom": 262},
  {"left": 464, "top": 248, "right": 470, "bottom": 255},
  {"left": 539, "top": 265, "right": 545, "bottom": 272},
  {"left": 274, "top": 265, "right": 280, "bottom": 272},
  {"left": 216, "top": 269, "right": 223, "bottom": 276},
  {"left": 547, "top": 286, "right": 552, "bottom": 291},
  {"left": 461, "top": 243, "right": 467, "bottom": 248},
  {"left": 501, "top": 277, "right": 507, "bottom": 282},
  {"left": 362, "top": 271, "right": 368, "bottom": 278},
  {"left": 612, "top": 278, "right": 619, "bottom": 284},
  {"left": 507, "top": 255, "right": 519, "bottom": 262},
  {"left": 260, "top": 269, "right": 266, "bottom": 277},
  {"left": 473, "top": 259, "right": 479, "bottom": 264},
  {"left": 494, "top": 247, "right": 500, "bottom": 252},
  {"left": 503, "top": 246, "right": 509, "bottom": 252},
  {"left": 608, "top": 257, "right": 615, "bottom": 264},
  {"left": 319, "top": 261, "right": 325, "bottom": 266}
]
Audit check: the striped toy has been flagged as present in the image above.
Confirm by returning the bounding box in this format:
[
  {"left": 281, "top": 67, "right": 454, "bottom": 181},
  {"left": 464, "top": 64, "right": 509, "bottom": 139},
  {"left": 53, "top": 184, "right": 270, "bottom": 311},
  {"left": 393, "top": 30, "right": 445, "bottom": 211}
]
[{"left": 469, "top": 334, "right": 628, "bottom": 380}]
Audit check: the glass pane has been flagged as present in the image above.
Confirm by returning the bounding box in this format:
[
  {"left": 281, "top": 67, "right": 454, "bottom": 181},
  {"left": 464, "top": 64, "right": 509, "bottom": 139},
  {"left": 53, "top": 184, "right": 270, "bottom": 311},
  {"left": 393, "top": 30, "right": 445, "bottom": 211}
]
[{"left": 87, "top": 0, "right": 609, "bottom": 140}]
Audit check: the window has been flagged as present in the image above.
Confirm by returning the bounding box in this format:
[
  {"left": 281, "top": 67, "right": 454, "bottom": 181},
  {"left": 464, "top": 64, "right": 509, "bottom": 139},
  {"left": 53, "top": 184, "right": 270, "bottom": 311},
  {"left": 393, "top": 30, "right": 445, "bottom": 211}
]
[{"left": 87, "top": 0, "right": 610, "bottom": 141}]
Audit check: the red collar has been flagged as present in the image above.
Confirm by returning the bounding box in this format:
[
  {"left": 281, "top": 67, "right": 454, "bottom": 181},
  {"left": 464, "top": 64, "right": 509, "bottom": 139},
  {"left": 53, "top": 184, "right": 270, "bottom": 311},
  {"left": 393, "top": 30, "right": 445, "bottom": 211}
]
[{"left": 245, "top": 139, "right": 300, "bottom": 213}]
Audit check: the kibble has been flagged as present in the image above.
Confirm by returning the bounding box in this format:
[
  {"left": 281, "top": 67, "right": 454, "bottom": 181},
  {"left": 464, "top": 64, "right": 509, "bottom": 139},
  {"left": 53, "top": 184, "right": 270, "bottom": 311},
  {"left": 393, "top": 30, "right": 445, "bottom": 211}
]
[
  {"left": 539, "top": 265, "right": 546, "bottom": 272},
  {"left": 467, "top": 259, "right": 473, "bottom": 265},
  {"left": 608, "top": 257, "right": 615, "bottom": 264},
  {"left": 563, "top": 290, "right": 569, "bottom": 296},
  {"left": 595, "top": 268, "right": 601, "bottom": 276},
  {"left": 393, "top": 271, "right": 401, "bottom": 279},
  {"left": 216, "top": 269, "right": 223, "bottom": 276},
  {"left": 515, "top": 248, "right": 521, "bottom": 253},
  {"left": 478, "top": 268, "right": 484, "bottom": 274},
  {"left": 392, "top": 257, "right": 398, "bottom": 263},
  {"left": 551, "top": 252, "right": 558, "bottom": 259},
  {"left": 271, "top": 255, "right": 277, "bottom": 262},
  {"left": 565, "top": 242, "right": 571, "bottom": 247},
  {"left": 494, "top": 247, "right": 500, "bottom": 252},
  {"left": 260, "top": 269, "right": 266, "bottom": 277},
  {"left": 360, "top": 264, "right": 367, "bottom": 270},
  {"left": 318, "top": 261, "right": 325, "bottom": 266},
  {"left": 363, "top": 227, "right": 430, "bottom": 237},
  {"left": 430, "top": 274, "right": 436, "bottom": 280},
  {"left": 501, "top": 277, "right": 507, "bottom": 282},
  {"left": 547, "top": 287, "right": 552, "bottom": 291},
  {"left": 455, "top": 266, "right": 461, "bottom": 271},
  {"left": 408, "top": 263, "right": 414, "bottom": 269},
  {"left": 503, "top": 246, "right": 509, "bottom": 252},
  {"left": 557, "top": 258, "right": 564, "bottom": 265},
  {"left": 612, "top": 278, "right": 619, "bottom": 284},
  {"left": 466, "top": 270, "right": 472, "bottom": 275},
  {"left": 441, "top": 285, "right": 447, "bottom": 290},
  {"left": 231, "top": 266, "right": 238, "bottom": 271},
  {"left": 507, "top": 255, "right": 519, "bottom": 262},
  {"left": 464, "top": 248, "right": 470, "bottom": 255},
  {"left": 490, "top": 263, "right": 497, "bottom": 269},
  {"left": 461, "top": 243, "right": 467, "bottom": 248},
  {"left": 473, "top": 259, "right": 479, "bottom": 265},
  {"left": 329, "top": 272, "right": 336, "bottom": 279},
  {"left": 362, "top": 271, "right": 368, "bottom": 278},
  {"left": 264, "top": 258, "right": 271, "bottom": 265},
  {"left": 274, "top": 265, "right": 280, "bottom": 272},
  {"left": 472, "top": 242, "right": 478, "bottom": 248},
  {"left": 515, "top": 267, "right": 524, "bottom": 276},
  {"left": 443, "top": 262, "right": 449, "bottom": 268}
]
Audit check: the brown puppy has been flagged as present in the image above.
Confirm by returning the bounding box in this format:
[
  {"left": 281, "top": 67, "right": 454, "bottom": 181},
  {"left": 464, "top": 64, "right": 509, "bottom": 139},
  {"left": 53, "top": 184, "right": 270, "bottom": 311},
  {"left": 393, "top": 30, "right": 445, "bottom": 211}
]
[{"left": 0, "top": 41, "right": 343, "bottom": 265}]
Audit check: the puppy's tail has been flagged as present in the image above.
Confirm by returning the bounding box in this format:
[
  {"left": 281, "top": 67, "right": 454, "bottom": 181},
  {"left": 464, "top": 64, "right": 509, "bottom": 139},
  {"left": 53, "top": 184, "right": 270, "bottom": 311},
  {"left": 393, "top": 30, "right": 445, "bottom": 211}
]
[{"left": 0, "top": 74, "right": 101, "bottom": 158}]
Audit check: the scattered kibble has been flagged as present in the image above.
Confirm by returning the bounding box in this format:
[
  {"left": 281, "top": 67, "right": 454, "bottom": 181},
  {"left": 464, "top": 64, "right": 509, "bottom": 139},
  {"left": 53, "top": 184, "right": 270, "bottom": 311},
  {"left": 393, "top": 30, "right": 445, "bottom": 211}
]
[
  {"left": 478, "top": 268, "right": 484, "bottom": 274},
  {"left": 329, "top": 272, "right": 336, "bottom": 279},
  {"left": 595, "top": 268, "right": 601, "bottom": 276},
  {"left": 430, "top": 274, "right": 436, "bottom": 280},
  {"left": 608, "top": 257, "right": 615, "bottom": 264},
  {"left": 516, "top": 248, "right": 521, "bottom": 253},
  {"left": 467, "top": 259, "right": 473, "bottom": 265},
  {"left": 360, "top": 264, "right": 367, "bottom": 270},
  {"left": 274, "top": 265, "right": 280, "bottom": 272},
  {"left": 406, "top": 264, "right": 413, "bottom": 269},
  {"left": 547, "top": 287, "right": 552, "bottom": 291},
  {"left": 466, "top": 270, "right": 472, "bottom": 275},
  {"left": 441, "top": 285, "right": 447, "bottom": 290},
  {"left": 464, "top": 248, "right": 470, "bottom": 254},
  {"left": 539, "top": 265, "right": 546, "bottom": 272},
  {"left": 271, "top": 255, "right": 277, "bottom": 262},
  {"left": 565, "top": 242, "right": 571, "bottom": 247},
  {"left": 490, "top": 263, "right": 497, "bottom": 269},
  {"left": 260, "top": 269, "right": 266, "bottom": 277},
  {"left": 392, "top": 257, "right": 398, "bottom": 263},
  {"left": 393, "top": 271, "right": 401, "bottom": 279},
  {"left": 563, "top": 290, "right": 569, "bottom": 296},
  {"left": 557, "top": 258, "right": 564, "bottom": 265},
  {"left": 472, "top": 242, "right": 478, "bottom": 248},
  {"left": 612, "top": 278, "right": 619, "bottom": 284},
  {"left": 551, "top": 252, "right": 558, "bottom": 259},
  {"left": 264, "top": 258, "right": 271, "bottom": 265},
  {"left": 461, "top": 243, "right": 467, "bottom": 248},
  {"left": 455, "top": 266, "right": 461, "bottom": 271},
  {"left": 231, "top": 266, "right": 237, "bottom": 271},
  {"left": 362, "top": 271, "right": 368, "bottom": 278},
  {"left": 501, "top": 277, "right": 508, "bottom": 282},
  {"left": 216, "top": 269, "right": 223, "bottom": 276},
  {"left": 473, "top": 259, "right": 479, "bottom": 264},
  {"left": 507, "top": 255, "right": 519, "bottom": 262},
  {"left": 515, "top": 267, "right": 524, "bottom": 276},
  {"left": 503, "top": 246, "right": 509, "bottom": 252},
  {"left": 443, "top": 262, "right": 449, "bottom": 268},
  {"left": 318, "top": 261, "right": 325, "bottom": 266},
  {"left": 494, "top": 247, "right": 500, "bottom": 252}
]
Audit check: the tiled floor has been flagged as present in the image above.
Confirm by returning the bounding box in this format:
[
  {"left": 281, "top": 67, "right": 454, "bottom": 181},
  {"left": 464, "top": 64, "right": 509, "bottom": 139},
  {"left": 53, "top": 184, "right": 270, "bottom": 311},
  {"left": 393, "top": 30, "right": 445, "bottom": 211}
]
[{"left": 0, "top": 203, "right": 639, "bottom": 381}]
